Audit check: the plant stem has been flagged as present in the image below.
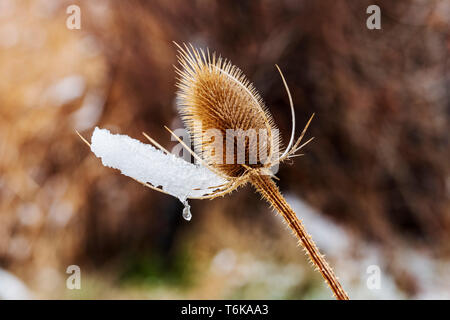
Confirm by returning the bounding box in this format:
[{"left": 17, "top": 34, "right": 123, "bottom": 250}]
[{"left": 250, "top": 173, "right": 349, "bottom": 300}]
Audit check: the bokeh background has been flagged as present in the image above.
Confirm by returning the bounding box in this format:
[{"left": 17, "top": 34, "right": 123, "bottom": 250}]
[{"left": 0, "top": 0, "right": 449, "bottom": 299}]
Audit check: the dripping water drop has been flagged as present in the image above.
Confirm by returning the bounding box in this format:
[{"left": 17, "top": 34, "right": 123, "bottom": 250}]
[{"left": 182, "top": 200, "right": 192, "bottom": 221}]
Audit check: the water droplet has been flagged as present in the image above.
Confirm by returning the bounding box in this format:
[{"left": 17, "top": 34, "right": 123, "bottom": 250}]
[{"left": 182, "top": 201, "right": 192, "bottom": 221}]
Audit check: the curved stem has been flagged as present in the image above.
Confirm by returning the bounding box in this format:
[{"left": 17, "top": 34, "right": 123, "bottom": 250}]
[{"left": 250, "top": 173, "right": 349, "bottom": 300}]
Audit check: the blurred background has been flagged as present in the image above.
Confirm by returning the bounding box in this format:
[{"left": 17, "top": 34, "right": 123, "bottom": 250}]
[{"left": 0, "top": 0, "right": 449, "bottom": 299}]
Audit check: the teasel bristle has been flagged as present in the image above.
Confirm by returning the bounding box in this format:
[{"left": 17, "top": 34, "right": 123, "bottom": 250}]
[{"left": 175, "top": 43, "right": 281, "bottom": 178}]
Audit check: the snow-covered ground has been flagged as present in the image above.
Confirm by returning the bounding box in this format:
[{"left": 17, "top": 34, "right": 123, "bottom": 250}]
[
  {"left": 0, "top": 268, "right": 32, "bottom": 300},
  {"left": 285, "top": 194, "right": 450, "bottom": 299}
]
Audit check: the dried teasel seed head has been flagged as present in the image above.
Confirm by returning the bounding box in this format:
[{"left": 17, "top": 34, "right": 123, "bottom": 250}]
[{"left": 175, "top": 43, "right": 281, "bottom": 178}]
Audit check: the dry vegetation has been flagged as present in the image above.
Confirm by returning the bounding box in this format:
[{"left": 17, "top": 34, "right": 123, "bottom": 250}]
[{"left": 0, "top": 0, "right": 448, "bottom": 299}]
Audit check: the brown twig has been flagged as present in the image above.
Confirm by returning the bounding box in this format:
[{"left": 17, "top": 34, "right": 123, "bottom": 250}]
[{"left": 250, "top": 172, "right": 349, "bottom": 300}]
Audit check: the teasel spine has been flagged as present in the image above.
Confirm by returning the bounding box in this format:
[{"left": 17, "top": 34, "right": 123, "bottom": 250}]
[{"left": 250, "top": 172, "right": 349, "bottom": 300}]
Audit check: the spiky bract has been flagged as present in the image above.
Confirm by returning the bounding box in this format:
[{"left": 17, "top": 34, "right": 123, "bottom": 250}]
[{"left": 175, "top": 43, "right": 281, "bottom": 178}]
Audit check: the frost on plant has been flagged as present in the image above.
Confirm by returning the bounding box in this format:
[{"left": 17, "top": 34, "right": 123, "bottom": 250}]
[{"left": 90, "top": 127, "right": 227, "bottom": 220}]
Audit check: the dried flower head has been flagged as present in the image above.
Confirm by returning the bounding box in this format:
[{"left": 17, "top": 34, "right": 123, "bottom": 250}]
[{"left": 175, "top": 43, "right": 280, "bottom": 178}]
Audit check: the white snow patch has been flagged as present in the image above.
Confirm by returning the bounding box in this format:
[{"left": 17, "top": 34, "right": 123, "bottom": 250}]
[
  {"left": 0, "top": 269, "right": 32, "bottom": 300},
  {"left": 90, "top": 127, "right": 227, "bottom": 202}
]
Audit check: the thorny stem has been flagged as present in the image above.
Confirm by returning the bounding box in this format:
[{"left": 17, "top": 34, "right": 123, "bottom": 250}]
[{"left": 250, "top": 173, "right": 349, "bottom": 300}]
